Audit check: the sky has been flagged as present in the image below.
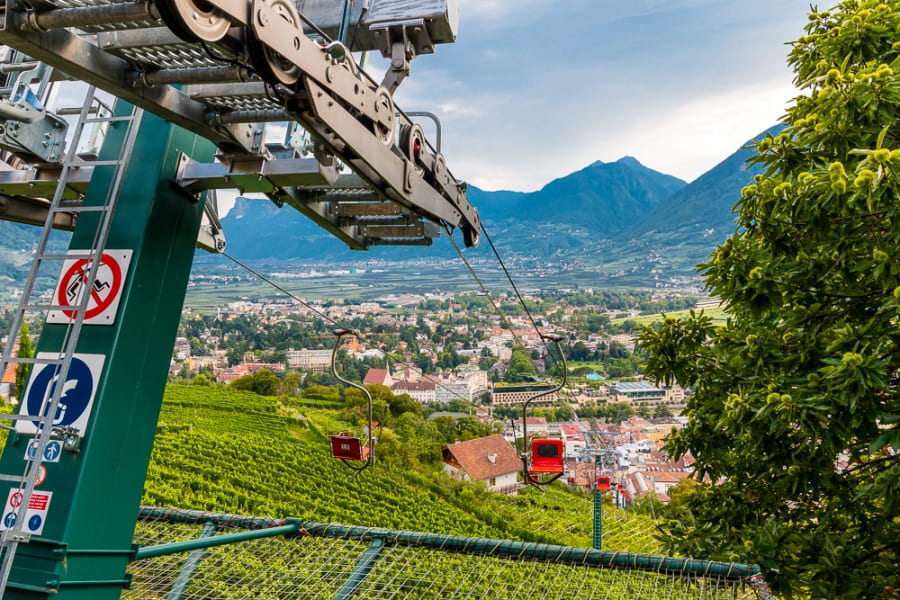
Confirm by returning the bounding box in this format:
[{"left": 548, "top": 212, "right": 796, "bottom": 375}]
[{"left": 220, "top": 0, "right": 812, "bottom": 214}]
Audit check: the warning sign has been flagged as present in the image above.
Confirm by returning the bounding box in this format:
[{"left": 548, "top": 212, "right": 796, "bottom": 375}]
[
  {"left": 47, "top": 250, "right": 132, "bottom": 325},
  {"left": 35, "top": 465, "right": 46, "bottom": 487},
  {"left": 0, "top": 489, "right": 52, "bottom": 536},
  {"left": 15, "top": 353, "right": 105, "bottom": 436}
]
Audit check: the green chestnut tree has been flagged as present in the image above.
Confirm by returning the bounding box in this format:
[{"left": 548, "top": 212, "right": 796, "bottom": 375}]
[{"left": 638, "top": 2, "right": 900, "bottom": 597}]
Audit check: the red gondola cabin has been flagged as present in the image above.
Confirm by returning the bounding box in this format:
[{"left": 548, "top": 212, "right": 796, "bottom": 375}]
[
  {"left": 329, "top": 433, "right": 370, "bottom": 461},
  {"left": 597, "top": 476, "right": 611, "bottom": 491},
  {"left": 529, "top": 439, "right": 564, "bottom": 474}
]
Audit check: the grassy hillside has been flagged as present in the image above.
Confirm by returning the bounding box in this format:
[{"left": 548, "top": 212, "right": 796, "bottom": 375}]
[{"left": 143, "top": 385, "right": 661, "bottom": 553}]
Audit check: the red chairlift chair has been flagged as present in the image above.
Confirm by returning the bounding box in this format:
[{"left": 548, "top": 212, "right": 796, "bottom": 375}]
[
  {"left": 327, "top": 329, "right": 375, "bottom": 479},
  {"left": 529, "top": 438, "right": 564, "bottom": 474},
  {"left": 519, "top": 334, "right": 568, "bottom": 487},
  {"left": 329, "top": 432, "right": 370, "bottom": 461}
]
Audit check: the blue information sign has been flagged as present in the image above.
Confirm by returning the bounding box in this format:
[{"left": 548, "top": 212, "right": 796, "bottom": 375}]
[{"left": 23, "top": 356, "right": 97, "bottom": 431}]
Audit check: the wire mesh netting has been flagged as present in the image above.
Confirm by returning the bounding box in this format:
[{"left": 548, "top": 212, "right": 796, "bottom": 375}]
[{"left": 127, "top": 507, "right": 775, "bottom": 600}]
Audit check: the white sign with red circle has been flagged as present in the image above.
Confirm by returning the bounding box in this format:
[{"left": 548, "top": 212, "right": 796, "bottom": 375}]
[
  {"left": 47, "top": 250, "right": 132, "bottom": 325},
  {"left": 34, "top": 465, "right": 46, "bottom": 487},
  {"left": 0, "top": 489, "right": 52, "bottom": 535}
]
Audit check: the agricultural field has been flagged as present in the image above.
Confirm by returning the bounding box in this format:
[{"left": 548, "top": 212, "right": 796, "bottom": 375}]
[
  {"left": 610, "top": 306, "right": 727, "bottom": 327},
  {"left": 143, "top": 385, "right": 662, "bottom": 553}
]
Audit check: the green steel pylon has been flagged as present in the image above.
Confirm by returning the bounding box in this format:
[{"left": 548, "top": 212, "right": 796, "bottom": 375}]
[{"left": 0, "top": 100, "right": 215, "bottom": 599}]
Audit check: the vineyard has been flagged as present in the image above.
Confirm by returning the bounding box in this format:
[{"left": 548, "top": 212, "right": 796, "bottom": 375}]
[{"left": 143, "top": 385, "right": 662, "bottom": 552}]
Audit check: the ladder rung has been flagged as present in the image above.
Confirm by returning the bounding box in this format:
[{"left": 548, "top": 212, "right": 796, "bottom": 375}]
[
  {"left": 21, "top": 304, "right": 74, "bottom": 312},
  {"left": 50, "top": 205, "right": 108, "bottom": 214},
  {"left": 68, "top": 160, "right": 123, "bottom": 167},
  {"left": 4, "top": 356, "right": 64, "bottom": 366},
  {"left": 0, "top": 413, "right": 48, "bottom": 421},
  {"left": 37, "top": 253, "right": 97, "bottom": 261},
  {"left": 82, "top": 116, "right": 136, "bottom": 124}
]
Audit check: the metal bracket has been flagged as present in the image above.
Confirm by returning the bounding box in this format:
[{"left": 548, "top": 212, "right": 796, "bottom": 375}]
[
  {"left": 196, "top": 190, "right": 227, "bottom": 253},
  {"left": 174, "top": 154, "right": 341, "bottom": 196},
  {"left": 0, "top": 112, "right": 67, "bottom": 163}
]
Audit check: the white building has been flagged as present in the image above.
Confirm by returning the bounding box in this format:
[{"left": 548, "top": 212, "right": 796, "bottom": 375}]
[
  {"left": 391, "top": 379, "right": 436, "bottom": 403},
  {"left": 286, "top": 349, "right": 332, "bottom": 371}
]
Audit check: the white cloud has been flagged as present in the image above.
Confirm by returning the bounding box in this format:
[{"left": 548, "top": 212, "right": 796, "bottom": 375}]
[
  {"left": 456, "top": 0, "right": 547, "bottom": 22},
  {"left": 612, "top": 81, "right": 797, "bottom": 182}
]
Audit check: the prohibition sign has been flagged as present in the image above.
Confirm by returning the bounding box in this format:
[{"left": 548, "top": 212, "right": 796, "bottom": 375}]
[
  {"left": 48, "top": 250, "right": 132, "bottom": 325},
  {"left": 57, "top": 254, "right": 122, "bottom": 320}
]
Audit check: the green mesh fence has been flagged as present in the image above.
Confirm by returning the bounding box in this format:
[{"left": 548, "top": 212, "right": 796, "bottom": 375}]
[{"left": 127, "top": 507, "right": 775, "bottom": 600}]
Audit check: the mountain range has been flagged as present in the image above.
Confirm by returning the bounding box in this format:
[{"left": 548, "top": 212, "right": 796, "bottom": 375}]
[{"left": 0, "top": 126, "right": 776, "bottom": 285}]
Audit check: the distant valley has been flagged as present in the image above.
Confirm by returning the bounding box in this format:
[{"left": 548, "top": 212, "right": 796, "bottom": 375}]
[{"left": 0, "top": 126, "right": 775, "bottom": 296}]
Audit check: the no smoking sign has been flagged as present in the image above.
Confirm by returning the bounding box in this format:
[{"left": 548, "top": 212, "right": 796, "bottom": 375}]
[{"left": 48, "top": 250, "right": 132, "bottom": 325}]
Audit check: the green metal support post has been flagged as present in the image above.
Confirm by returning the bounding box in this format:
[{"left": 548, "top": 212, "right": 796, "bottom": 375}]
[
  {"left": 0, "top": 101, "right": 215, "bottom": 598},
  {"left": 166, "top": 520, "right": 217, "bottom": 600},
  {"left": 593, "top": 455, "right": 602, "bottom": 551}
]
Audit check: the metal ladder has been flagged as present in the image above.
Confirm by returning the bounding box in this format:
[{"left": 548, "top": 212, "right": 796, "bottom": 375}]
[{"left": 0, "top": 84, "right": 143, "bottom": 593}]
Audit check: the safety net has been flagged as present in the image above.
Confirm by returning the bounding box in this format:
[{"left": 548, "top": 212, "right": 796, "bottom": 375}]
[{"left": 125, "top": 507, "right": 775, "bottom": 600}]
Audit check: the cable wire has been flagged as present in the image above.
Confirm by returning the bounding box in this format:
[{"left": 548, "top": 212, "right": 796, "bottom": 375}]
[
  {"left": 479, "top": 223, "right": 553, "bottom": 359},
  {"left": 440, "top": 224, "right": 523, "bottom": 348},
  {"left": 444, "top": 223, "right": 578, "bottom": 407},
  {"left": 223, "top": 252, "right": 337, "bottom": 325},
  {"left": 476, "top": 224, "right": 578, "bottom": 403},
  {"left": 219, "top": 252, "right": 481, "bottom": 407}
]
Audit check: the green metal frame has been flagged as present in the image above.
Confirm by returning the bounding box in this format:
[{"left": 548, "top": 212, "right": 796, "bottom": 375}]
[
  {"left": 135, "top": 507, "right": 764, "bottom": 581},
  {"left": 0, "top": 102, "right": 214, "bottom": 598}
]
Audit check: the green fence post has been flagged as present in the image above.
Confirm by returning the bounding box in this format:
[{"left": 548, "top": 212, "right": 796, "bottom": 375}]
[
  {"left": 592, "top": 454, "right": 602, "bottom": 551},
  {"left": 166, "top": 520, "right": 218, "bottom": 600}
]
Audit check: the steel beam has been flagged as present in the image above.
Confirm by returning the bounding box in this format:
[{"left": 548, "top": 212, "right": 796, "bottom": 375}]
[
  {"left": 175, "top": 156, "right": 340, "bottom": 195},
  {"left": 0, "top": 193, "right": 74, "bottom": 229},
  {"left": 0, "top": 164, "right": 91, "bottom": 197},
  {"left": 0, "top": 18, "right": 251, "bottom": 151},
  {"left": 133, "top": 522, "right": 301, "bottom": 561}
]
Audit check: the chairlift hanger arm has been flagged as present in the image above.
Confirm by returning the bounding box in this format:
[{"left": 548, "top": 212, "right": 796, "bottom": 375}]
[
  {"left": 329, "top": 328, "right": 375, "bottom": 478},
  {"left": 521, "top": 335, "right": 568, "bottom": 488}
]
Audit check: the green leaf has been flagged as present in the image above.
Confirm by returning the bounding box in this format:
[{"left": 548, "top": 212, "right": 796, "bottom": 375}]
[{"left": 876, "top": 124, "right": 890, "bottom": 149}]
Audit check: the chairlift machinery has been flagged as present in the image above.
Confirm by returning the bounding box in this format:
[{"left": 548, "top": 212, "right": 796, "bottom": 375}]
[{"left": 0, "top": 0, "right": 481, "bottom": 250}]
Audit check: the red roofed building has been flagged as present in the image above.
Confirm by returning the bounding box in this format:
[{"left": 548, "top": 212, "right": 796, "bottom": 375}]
[
  {"left": 1, "top": 364, "right": 16, "bottom": 402},
  {"left": 216, "top": 360, "right": 285, "bottom": 382},
  {"left": 640, "top": 469, "right": 690, "bottom": 497},
  {"left": 521, "top": 416, "right": 549, "bottom": 436},
  {"left": 442, "top": 435, "right": 522, "bottom": 493},
  {"left": 363, "top": 368, "right": 393, "bottom": 387},
  {"left": 560, "top": 423, "right": 586, "bottom": 457}
]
